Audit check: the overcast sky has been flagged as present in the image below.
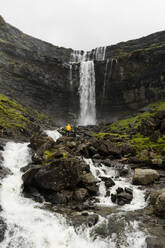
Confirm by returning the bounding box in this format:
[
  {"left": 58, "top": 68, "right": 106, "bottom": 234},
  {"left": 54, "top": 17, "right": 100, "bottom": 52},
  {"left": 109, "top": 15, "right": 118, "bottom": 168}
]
[{"left": 1, "top": 0, "right": 165, "bottom": 50}]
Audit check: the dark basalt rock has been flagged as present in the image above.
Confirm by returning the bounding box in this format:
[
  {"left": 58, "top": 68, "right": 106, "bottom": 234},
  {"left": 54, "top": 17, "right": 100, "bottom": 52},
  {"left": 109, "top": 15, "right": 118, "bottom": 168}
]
[
  {"left": 111, "top": 187, "right": 133, "bottom": 205},
  {"left": 0, "top": 217, "right": 6, "bottom": 243},
  {"left": 99, "top": 176, "right": 115, "bottom": 188},
  {"left": 70, "top": 214, "right": 99, "bottom": 228},
  {"left": 146, "top": 237, "right": 165, "bottom": 248}
]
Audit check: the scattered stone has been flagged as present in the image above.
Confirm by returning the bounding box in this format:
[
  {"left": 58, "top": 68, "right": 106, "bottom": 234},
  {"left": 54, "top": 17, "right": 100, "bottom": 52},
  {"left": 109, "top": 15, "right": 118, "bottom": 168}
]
[
  {"left": 133, "top": 168, "right": 160, "bottom": 185},
  {"left": 151, "top": 158, "right": 163, "bottom": 167},
  {"left": 71, "top": 214, "right": 99, "bottom": 228},
  {"left": 111, "top": 187, "right": 133, "bottom": 205},
  {"left": 154, "top": 192, "right": 165, "bottom": 218},
  {"left": 74, "top": 188, "right": 88, "bottom": 202},
  {"left": 99, "top": 176, "right": 115, "bottom": 188},
  {"left": 146, "top": 237, "right": 165, "bottom": 248}
]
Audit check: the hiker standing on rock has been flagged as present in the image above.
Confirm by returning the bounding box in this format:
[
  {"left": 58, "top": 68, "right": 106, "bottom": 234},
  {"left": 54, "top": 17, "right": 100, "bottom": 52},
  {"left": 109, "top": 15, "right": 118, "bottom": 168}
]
[{"left": 66, "top": 123, "right": 71, "bottom": 136}]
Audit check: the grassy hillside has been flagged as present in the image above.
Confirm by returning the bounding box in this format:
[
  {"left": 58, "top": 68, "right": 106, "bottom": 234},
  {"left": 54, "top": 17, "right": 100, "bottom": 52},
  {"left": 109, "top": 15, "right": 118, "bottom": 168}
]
[
  {"left": 94, "top": 101, "right": 165, "bottom": 162},
  {"left": 0, "top": 94, "right": 49, "bottom": 140}
]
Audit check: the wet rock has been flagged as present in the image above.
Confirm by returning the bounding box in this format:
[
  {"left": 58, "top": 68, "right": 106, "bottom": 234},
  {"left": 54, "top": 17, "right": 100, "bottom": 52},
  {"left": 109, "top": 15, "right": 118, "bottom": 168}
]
[
  {"left": 133, "top": 168, "right": 160, "bottom": 185},
  {"left": 74, "top": 188, "right": 88, "bottom": 202},
  {"left": 0, "top": 165, "right": 12, "bottom": 181},
  {"left": 81, "top": 173, "right": 97, "bottom": 185},
  {"left": 34, "top": 158, "right": 85, "bottom": 192},
  {"left": 45, "top": 190, "right": 73, "bottom": 204},
  {"left": 146, "top": 237, "right": 165, "bottom": 248},
  {"left": 154, "top": 192, "right": 165, "bottom": 218},
  {"left": 150, "top": 189, "right": 165, "bottom": 205},
  {"left": 71, "top": 214, "right": 98, "bottom": 228},
  {"left": 0, "top": 217, "right": 6, "bottom": 243},
  {"left": 92, "top": 153, "right": 101, "bottom": 159},
  {"left": 111, "top": 194, "right": 117, "bottom": 203},
  {"left": 81, "top": 172, "right": 98, "bottom": 195},
  {"left": 116, "top": 187, "right": 124, "bottom": 194},
  {"left": 111, "top": 187, "right": 133, "bottom": 205},
  {"left": 91, "top": 221, "right": 108, "bottom": 238},
  {"left": 30, "top": 131, "right": 55, "bottom": 154},
  {"left": 99, "top": 176, "right": 115, "bottom": 188},
  {"left": 102, "top": 159, "right": 112, "bottom": 167},
  {"left": 22, "top": 156, "right": 97, "bottom": 202},
  {"left": 22, "top": 164, "right": 42, "bottom": 187},
  {"left": 117, "top": 192, "right": 133, "bottom": 205}
]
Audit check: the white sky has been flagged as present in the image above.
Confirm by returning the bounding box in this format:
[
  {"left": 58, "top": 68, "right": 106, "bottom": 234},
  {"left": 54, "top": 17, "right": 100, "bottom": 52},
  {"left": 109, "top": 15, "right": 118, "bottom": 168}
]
[{"left": 1, "top": 0, "right": 165, "bottom": 50}]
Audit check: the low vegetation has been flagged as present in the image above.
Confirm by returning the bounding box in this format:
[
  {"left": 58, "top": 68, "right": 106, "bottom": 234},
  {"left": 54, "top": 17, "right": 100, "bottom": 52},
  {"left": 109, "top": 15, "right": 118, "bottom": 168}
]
[
  {"left": 0, "top": 94, "right": 49, "bottom": 139},
  {"left": 93, "top": 101, "right": 165, "bottom": 161}
]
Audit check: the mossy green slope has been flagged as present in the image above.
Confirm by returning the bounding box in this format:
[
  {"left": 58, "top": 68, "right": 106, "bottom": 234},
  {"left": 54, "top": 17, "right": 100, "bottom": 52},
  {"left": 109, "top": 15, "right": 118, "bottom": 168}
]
[
  {"left": 93, "top": 101, "right": 165, "bottom": 161},
  {"left": 0, "top": 94, "right": 49, "bottom": 139}
]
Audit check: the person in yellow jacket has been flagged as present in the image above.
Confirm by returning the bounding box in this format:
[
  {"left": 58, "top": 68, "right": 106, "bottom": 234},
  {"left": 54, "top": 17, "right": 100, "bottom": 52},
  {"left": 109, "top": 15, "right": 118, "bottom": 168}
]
[{"left": 66, "top": 123, "right": 71, "bottom": 136}]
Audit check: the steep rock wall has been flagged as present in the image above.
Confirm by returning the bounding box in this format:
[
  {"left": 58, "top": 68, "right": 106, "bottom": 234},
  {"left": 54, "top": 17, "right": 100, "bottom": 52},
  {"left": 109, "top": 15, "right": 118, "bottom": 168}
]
[{"left": 95, "top": 44, "right": 165, "bottom": 122}]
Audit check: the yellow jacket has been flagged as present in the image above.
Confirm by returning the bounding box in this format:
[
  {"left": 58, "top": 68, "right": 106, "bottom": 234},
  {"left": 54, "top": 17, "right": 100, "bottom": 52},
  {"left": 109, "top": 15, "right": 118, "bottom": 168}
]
[{"left": 66, "top": 124, "right": 71, "bottom": 132}]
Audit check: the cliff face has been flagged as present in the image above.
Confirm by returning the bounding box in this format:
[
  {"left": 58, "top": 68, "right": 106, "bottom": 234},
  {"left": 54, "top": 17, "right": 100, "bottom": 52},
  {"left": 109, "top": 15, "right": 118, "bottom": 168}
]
[
  {"left": 0, "top": 15, "right": 165, "bottom": 125},
  {"left": 0, "top": 16, "right": 76, "bottom": 126},
  {"left": 95, "top": 42, "right": 165, "bottom": 122}
]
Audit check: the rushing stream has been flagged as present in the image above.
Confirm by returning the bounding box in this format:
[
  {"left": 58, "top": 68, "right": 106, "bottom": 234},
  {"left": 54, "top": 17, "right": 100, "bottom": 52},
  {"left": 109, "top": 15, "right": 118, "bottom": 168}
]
[{"left": 0, "top": 130, "right": 147, "bottom": 247}]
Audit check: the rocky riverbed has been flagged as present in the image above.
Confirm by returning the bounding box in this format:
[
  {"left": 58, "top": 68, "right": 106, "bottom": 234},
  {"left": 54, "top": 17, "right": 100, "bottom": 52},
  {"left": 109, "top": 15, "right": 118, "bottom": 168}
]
[{"left": 0, "top": 101, "right": 165, "bottom": 247}]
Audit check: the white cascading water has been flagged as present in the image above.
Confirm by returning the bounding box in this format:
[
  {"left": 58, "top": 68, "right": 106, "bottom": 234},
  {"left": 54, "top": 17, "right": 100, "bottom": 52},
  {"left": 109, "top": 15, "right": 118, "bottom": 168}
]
[
  {"left": 0, "top": 130, "right": 147, "bottom": 247},
  {"left": 84, "top": 158, "right": 147, "bottom": 211},
  {"left": 78, "top": 58, "right": 96, "bottom": 126},
  {"left": 94, "top": 46, "right": 106, "bottom": 61},
  {"left": 45, "top": 129, "right": 62, "bottom": 141},
  {"left": 0, "top": 136, "right": 107, "bottom": 248},
  {"left": 70, "top": 46, "right": 107, "bottom": 126}
]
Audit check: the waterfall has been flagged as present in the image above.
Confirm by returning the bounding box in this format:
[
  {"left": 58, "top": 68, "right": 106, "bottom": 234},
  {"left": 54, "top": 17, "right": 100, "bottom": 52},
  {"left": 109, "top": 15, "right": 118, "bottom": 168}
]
[
  {"left": 70, "top": 51, "right": 97, "bottom": 126},
  {"left": 102, "top": 59, "right": 109, "bottom": 98},
  {"left": 70, "top": 46, "right": 107, "bottom": 126},
  {"left": 94, "top": 46, "right": 106, "bottom": 61},
  {"left": 78, "top": 59, "right": 96, "bottom": 126}
]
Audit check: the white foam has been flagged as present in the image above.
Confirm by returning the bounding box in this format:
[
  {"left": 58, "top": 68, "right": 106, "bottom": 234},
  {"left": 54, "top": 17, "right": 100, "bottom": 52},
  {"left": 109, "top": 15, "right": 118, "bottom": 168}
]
[
  {"left": 45, "top": 129, "right": 62, "bottom": 142},
  {"left": 0, "top": 142, "right": 110, "bottom": 248},
  {"left": 84, "top": 158, "right": 147, "bottom": 211}
]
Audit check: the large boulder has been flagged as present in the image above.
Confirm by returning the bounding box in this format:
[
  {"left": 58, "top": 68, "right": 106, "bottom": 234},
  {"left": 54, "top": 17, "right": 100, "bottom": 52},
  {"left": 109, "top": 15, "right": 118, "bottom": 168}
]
[
  {"left": 34, "top": 158, "right": 86, "bottom": 191},
  {"left": 22, "top": 156, "right": 98, "bottom": 202},
  {"left": 150, "top": 189, "right": 165, "bottom": 218},
  {"left": 133, "top": 168, "right": 160, "bottom": 185}
]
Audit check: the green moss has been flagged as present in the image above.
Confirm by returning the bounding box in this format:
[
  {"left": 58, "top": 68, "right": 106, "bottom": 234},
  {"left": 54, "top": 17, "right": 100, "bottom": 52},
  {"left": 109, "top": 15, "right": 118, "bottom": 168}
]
[
  {"left": 0, "top": 93, "right": 49, "bottom": 138},
  {"left": 109, "top": 111, "right": 151, "bottom": 133},
  {"left": 0, "top": 38, "right": 7, "bottom": 43},
  {"left": 149, "top": 101, "right": 165, "bottom": 111},
  {"left": 0, "top": 94, "right": 31, "bottom": 137},
  {"left": 130, "top": 133, "right": 165, "bottom": 157},
  {"left": 62, "top": 152, "right": 67, "bottom": 159},
  {"left": 93, "top": 132, "right": 128, "bottom": 140},
  {"left": 43, "top": 150, "right": 56, "bottom": 160}
]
